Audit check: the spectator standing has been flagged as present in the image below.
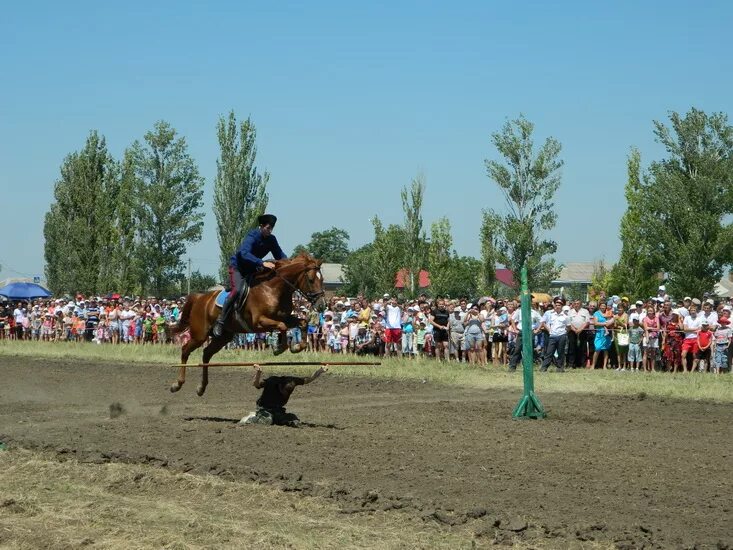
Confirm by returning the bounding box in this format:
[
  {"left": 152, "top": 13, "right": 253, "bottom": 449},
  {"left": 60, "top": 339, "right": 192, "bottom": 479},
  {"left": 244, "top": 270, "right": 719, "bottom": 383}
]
[
  {"left": 448, "top": 307, "right": 465, "bottom": 362},
  {"left": 430, "top": 298, "right": 450, "bottom": 362},
  {"left": 662, "top": 311, "right": 684, "bottom": 373},
  {"left": 696, "top": 321, "right": 713, "bottom": 372},
  {"left": 508, "top": 302, "right": 542, "bottom": 372},
  {"left": 642, "top": 306, "right": 660, "bottom": 372},
  {"left": 383, "top": 296, "right": 402, "bottom": 357},
  {"left": 538, "top": 298, "right": 569, "bottom": 372},
  {"left": 590, "top": 302, "right": 613, "bottom": 369},
  {"left": 567, "top": 299, "right": 591, "bottom": 368},
  {"left": 627, "top": 316, "right": 644, "bottom": 371},
  {"left": 682, "top": 305, "right": 703, "bottom": 372},
  {"left": 713, "top": 317, "right": 731, "bottom": 375},
  {"left": 614, "top": 304, "right": 629, "bottom": 371},
  {"left": 463, "top": 305, "right": 485, "bottom": 364}
]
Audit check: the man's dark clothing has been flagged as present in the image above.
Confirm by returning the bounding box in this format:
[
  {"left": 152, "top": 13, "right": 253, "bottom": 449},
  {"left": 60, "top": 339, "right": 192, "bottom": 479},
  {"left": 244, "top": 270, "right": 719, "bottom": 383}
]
[
  {"left": 431, "top": 307, "right": 450, "bottom": 342},
  {"left": 541, "top": 334, "right": 567, "bottom": 371},
  {"left": 230, "top": 228, "right": 287, "bottom": 275},
  {"left": 256, "top": 376, "right": 305, "bottom": 410}
]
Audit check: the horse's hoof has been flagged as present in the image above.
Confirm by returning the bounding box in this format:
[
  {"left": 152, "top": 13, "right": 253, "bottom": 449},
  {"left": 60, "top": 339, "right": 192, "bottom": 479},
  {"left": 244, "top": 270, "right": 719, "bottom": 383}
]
[
  {"left": 170, "top": 382, "right": 183, "bottom": 393},
  {"left": 289, "top": 344, "right": 304, "bottom": 354},
  {"left": 196, "top": 385, "right": 206, "bottom": 397},
  {"left": 273, "top": 346, "right": 287, "bottom": 356}
]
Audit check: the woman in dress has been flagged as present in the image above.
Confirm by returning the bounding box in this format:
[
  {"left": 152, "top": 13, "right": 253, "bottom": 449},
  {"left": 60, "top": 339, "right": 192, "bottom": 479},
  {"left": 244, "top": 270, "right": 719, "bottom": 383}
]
[
  {"left": 662, "top": 311, "right": 684, "bottom": 373},
  {"left": 590, "top": 302, "right": 614, "bottom": 369},
  {"left": 614, "top": 303, "right": 629, "bottom": 371}
]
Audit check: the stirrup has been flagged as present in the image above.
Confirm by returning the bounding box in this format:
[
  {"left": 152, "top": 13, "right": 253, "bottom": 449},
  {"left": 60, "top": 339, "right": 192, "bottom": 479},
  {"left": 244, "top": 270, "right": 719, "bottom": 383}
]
[{"left": 212, "top": 319, "right": 225, "bottom": 337}]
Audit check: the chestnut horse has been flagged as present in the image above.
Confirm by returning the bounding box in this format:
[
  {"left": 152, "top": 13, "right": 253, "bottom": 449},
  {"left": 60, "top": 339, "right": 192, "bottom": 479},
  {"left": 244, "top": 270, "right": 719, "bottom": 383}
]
[{"left": 170, "top": 253, "right": 327, "bottom": 396}]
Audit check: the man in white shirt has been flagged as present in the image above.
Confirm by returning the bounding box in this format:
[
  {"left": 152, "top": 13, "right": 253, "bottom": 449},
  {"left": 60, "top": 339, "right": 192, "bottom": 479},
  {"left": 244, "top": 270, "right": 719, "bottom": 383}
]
[
  {"left": 384, "top": 296, "right": 402, "bottom": 357},
  {"left": 13, "top": 303, "right": 25, "bottom": 339},
  {"left": 538, "top": 297, "right": 570, "bottom": 372},
  {"left": 681, "top": 304, "right": 703, "bottom": 371},
  {"left": 507, "top": 303, "right": 542, "bottom": 371},
  {"left": 700, "top": 300, "right": 718, "bottom": 329},
  {"left": 566, "top": 299, "right": 591, "bottom": 368}
]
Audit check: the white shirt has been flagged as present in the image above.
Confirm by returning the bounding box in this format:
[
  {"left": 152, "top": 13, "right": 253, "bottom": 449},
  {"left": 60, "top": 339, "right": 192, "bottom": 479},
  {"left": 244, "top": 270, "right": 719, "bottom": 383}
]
[
  {"left": 700, "top": 310, "right": 718, "bottom": 329},
  {"left": 511, "top": 309, "right": 542, "bottom": 330},
  {"left": 683, "top": 314, "right": 703, "bottom": 339},
  {"left": 568, "top": 307, "right": 591, "bottom": 331},
  {"left": 13, "top": 308, "right": 24, "bottom": 323},
  {"left": 385, "top": 304, "right": 402, "bottom": 329},
  {"left": 541, "top": 310, "right": 569, "bottom": 337}
]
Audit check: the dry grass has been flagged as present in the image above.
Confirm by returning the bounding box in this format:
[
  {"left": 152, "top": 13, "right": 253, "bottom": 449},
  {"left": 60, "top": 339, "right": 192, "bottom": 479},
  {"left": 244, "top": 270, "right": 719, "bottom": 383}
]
[{"left": 0, "top": 448, "right": 474, "bottom": 550}]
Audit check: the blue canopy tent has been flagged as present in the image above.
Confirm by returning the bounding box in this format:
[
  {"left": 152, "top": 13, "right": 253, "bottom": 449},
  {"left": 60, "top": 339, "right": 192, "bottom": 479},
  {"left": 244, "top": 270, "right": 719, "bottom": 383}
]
[{"left": 0, "top": 282, "right": 52, "bottom": 300}]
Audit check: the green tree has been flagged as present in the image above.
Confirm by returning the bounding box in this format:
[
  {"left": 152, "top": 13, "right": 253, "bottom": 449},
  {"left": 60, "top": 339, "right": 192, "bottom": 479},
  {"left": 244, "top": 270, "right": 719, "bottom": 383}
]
[
  {"left": 427, "top": 217, "right": 454, "bottom": 297},
  {"left": 441, "top": 256, "right": 482, "bottom": 299},
  {"left": 189, "top": 270, "right": 218, "bottom": 293},
  {"left": 213, "top": 112, "right": 269, "bottom": 280},
  {"left": 341, "top": 243, "right": 378, "bottom": 297},
  {"left": 400, "top": 174, "right": 428, "bottom": 297},
  {"left": 636, "top": 109, "right": 733, "bottom": 298},
  {"left": 112, "top": 150, "right": 142, "bottom": 295},
  {"left": 481, "top": 115, "right": 562, "bottom": 291},
  {"left": 294, "top": 227, "right": 350, "bottom": 262},
  {"left": 44, "top": 131, "right": 117, "bottom": 295},
  {"left": 478, "top": 211, "right": 502, "bottom": 296},
  {"left": 608, "top": 148, "right": 660, "bottom": 299},
  {"left": 131, "top": 121, "right": 205, "bottom": 296},
  {"left": 370, "top": 217, "right": 408, "bottom": 295}
]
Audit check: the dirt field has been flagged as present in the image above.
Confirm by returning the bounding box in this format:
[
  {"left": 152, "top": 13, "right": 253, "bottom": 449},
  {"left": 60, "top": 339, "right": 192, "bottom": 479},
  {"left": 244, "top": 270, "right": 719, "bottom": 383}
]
[{"left": 1, "top": 356, "right": 731, "bottom": 549}]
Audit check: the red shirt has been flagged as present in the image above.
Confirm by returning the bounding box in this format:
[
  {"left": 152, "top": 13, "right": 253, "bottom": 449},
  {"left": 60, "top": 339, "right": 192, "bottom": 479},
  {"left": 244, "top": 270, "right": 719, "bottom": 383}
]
[{"left": 698, "top": 330, "right": 713, "bottom": 349}]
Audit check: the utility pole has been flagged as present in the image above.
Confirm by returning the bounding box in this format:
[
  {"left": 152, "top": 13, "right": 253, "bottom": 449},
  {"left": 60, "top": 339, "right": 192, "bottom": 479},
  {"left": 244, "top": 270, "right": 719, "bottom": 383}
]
[{"left": 187, "top": 258, "right": 191, "bottom": 295}]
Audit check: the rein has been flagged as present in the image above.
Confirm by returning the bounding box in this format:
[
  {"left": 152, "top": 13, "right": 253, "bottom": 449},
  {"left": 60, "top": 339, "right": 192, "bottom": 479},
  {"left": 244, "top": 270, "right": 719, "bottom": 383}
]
[{"left": 268, "top": 264, "right": 325, "bottom": 306}]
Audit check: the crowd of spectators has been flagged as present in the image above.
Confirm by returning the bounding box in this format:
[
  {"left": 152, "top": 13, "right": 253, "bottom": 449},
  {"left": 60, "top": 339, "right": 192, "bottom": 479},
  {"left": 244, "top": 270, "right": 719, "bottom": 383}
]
[
  {"left": 2, "top": 285, "right": 730, "bottom": 375},
  {"left": 0, "top": 296, "right": 181, "bottom": 344}
]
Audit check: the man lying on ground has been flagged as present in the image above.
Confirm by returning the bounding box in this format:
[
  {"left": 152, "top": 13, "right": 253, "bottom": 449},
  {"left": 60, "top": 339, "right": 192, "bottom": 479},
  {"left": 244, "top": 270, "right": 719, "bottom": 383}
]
[{"left": 239, "top": 364, "right": 328, "bottom": 427}]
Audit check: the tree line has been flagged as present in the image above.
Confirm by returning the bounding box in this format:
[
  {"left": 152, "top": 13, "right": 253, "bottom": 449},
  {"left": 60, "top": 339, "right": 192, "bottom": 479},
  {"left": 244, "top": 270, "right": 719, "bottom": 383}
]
[{"left": 43, "top": 107, "right": 733, "bottom": 300}]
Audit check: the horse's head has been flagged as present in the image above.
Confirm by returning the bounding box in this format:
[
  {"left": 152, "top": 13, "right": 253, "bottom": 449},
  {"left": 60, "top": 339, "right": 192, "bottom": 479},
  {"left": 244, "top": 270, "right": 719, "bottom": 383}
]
[{"left": 282, "top": 253, "right": 328, "bottom": 312}]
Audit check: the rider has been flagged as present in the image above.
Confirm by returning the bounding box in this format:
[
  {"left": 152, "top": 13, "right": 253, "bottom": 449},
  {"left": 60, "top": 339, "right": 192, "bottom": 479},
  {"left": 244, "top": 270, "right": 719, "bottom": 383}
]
[{"left": 212, "top": 214, "right": 287, "bottom": 337}]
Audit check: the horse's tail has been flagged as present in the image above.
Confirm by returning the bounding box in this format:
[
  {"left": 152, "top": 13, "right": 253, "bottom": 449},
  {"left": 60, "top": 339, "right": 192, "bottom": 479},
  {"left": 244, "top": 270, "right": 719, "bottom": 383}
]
[{"left": 171, "top": 295, "right": 196, "bottom": 335}]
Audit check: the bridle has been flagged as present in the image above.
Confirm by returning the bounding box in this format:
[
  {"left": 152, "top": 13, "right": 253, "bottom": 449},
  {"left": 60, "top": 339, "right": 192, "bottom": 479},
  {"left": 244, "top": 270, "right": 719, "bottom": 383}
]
[{"left": 269, "top": 264, "right": 325, "bottom": 306}]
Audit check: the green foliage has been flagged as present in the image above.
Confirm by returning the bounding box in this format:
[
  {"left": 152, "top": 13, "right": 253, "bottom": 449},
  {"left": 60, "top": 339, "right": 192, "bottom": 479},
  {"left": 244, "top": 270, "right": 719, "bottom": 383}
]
[
  {"left": 294, "top": 227, "right": 350, "bottom": 263},
  {"left": 341, "top": 218, "right": 409, "bottom": 298},
  {"left": 189, "top": 270, "right": 218, "bottom": 293},
  {"left": 43, "top": 131, "right": 118, "bottom": 295},
  {"left": 478, "top": 211, "right": 501, "bottom": 296},
  {"left": 631, "top": 109, "right": 733, "bottom": 298},
  {"left": 608, "top": 148, "right": 660, "bottom": 299},
  {"left": 400, "top": 174, "right": 428, "bottom": 297},
  {"left": 131, "top": 121, "right": 205, "bottom": 296},
  {"left": 213, "top": 112, "right": 269, "bottom": 281},
  {"left": 427, "top": 217, "right": 453, "bottom": 297},
  {"left": 426, "top": 218, "right": 480, "bottom": 298},
  {"left": 340, "top": 243, "right": 377, "bottom": 297},
  {"left": 481, "top": 115, "right": 562, "bottom": 291}
]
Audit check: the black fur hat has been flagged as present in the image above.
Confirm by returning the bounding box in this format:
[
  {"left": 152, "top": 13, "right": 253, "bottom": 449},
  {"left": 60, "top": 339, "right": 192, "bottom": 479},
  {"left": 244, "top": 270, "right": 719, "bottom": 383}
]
[{"left": 258, "top": 214, "right": 277, "bottom": 227}]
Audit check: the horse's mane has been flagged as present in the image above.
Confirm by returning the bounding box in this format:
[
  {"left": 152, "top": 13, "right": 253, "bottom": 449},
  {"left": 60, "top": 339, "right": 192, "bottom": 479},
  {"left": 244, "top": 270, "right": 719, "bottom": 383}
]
[{"left": 252, "top": 252, "right": 320, "bottom": 283}]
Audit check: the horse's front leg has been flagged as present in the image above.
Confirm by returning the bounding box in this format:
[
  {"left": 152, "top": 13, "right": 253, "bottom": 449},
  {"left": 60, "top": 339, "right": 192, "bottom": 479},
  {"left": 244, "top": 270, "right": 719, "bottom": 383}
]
[{"left": 255, "top": 316, "right": 293, "bottom": 356}]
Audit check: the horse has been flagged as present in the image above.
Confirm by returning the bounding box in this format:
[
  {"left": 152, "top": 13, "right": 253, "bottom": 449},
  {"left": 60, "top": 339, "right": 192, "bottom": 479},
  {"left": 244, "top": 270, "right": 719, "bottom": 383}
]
[{"left": 169, "top": 253, "right": 327, "bottom": 396}]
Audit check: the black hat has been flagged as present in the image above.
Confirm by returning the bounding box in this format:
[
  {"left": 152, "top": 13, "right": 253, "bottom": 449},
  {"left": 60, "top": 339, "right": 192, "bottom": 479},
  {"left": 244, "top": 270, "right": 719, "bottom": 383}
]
[{"left": 258, "top": 214, "right": 277, "bottom": 227}]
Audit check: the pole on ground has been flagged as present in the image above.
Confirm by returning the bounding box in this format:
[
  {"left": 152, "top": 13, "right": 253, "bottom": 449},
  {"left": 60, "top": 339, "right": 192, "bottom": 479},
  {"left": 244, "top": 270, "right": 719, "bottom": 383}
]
[{"left": 512, "top": 264, "right": 547, "bottom": 419}]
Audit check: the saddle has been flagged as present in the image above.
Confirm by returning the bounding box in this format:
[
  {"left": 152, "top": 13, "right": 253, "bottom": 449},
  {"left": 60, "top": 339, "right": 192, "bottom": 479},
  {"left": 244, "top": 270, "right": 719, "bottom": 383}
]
[{"left": 214, "top": 286, "right": 252, "bottom": 332}]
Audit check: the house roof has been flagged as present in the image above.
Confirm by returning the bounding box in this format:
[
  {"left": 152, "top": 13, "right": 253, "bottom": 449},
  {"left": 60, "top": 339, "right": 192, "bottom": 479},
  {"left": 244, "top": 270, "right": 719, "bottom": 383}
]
[
  {"left": 552, "top": 262, "right": 595, "bottom": 284},
  {"left": 715, "top": 278, "right": 733, "bottom": 298},
  {"left": 395, "top": 269, "right": 431, "bottom": 289},
  {"left": 321, "top": 263, "right": 345, "bottom": 285},
  {"left": 495, "top": 268, "right": 516, "bottom": 288}
]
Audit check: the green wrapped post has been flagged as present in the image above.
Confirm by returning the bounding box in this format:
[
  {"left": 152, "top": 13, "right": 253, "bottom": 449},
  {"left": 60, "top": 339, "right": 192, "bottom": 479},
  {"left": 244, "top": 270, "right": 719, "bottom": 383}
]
[{"left": 512, "top": 264, "right": 547, "bottom": 419}]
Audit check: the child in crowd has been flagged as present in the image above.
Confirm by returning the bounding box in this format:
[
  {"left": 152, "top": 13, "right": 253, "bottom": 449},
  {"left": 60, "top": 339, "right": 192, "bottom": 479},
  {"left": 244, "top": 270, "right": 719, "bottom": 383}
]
[
  {"left": 696, "top": 320, "right": 713, "bottom": 372},
  {"left": 416, "top": 321, "right": 426, "bottom": 356},
  {"left": 712, "top": 317, "right": 731, "bottom": 375},
  {"left": 339, "top": 322, "right": 350, "bottom": 354},
  {"left": 328, "top": 323, "right": 341, "bottom": 353},
  {"left": 627, "top": 316, "right": 644, "bottom": 371}
]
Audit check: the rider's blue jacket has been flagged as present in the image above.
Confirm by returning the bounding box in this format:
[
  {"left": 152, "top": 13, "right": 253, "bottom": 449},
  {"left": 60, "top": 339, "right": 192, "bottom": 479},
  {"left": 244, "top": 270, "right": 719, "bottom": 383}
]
[{"left": 230, "top": 228, "right": 287, "bottom": 275}]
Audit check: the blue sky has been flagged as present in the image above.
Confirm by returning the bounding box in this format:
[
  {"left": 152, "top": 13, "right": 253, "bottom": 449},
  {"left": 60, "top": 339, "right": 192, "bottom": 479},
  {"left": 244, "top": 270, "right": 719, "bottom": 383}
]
[{"left": 1, "top": 1, "right": 732, "bottom": 281}]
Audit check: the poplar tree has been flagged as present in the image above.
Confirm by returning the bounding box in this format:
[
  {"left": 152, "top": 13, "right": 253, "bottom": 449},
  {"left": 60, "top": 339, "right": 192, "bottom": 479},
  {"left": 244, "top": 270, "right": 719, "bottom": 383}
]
[
  {"left": 131, "top": 121, "right": 205, "bottom": 296},
  {"left": 481, "top": 115, "right": 562, "bottom": 291},
  {"left": 401, "top": 174, "right": 428, "bottom": 297},
  {"left": 213, "top": 112, "right": 269, "bottom": 281},
  {"left": 43, "top": 131, "right": 116, "bottom": 295}
]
